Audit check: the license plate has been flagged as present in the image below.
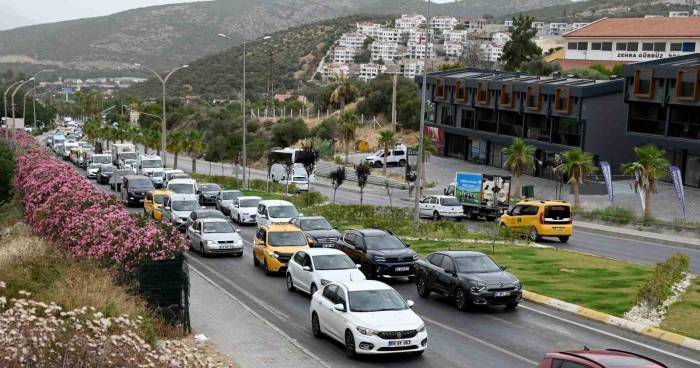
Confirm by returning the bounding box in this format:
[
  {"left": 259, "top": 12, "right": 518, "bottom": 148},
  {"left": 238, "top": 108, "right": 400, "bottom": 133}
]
[
  {"left": 553, "top": 227, "right": 564, "bottom": 231},
  {"left": 138, "top": 199, "right": 144, "bottom": 202},
  {"left": 388, "top": 339, "right": 412, "bottom": 347},
  {"left": 395, "top": 266, "right": 410, "bottom": 272},
  {"left": 323, "top": 244, "right": 334, "bottom": 248},
  {"left": 494, "top": 291, "right": 510, "bottom": 297},
  {"left": 220, "top": 245, "right": 233, "bottom": 249}
]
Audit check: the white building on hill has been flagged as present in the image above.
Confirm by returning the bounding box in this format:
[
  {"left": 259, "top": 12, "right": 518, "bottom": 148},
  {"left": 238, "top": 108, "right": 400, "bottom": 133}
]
[
  {"left": 357, "top": 22, "right": 382, "bottom": 37},
  {"left": 376, "top": 27, "right": 401, "bottom": 43},
  {"left": 322, "top": 63, "right": 350, "bottom": 80},
  {"left": 331, "top": 46, "right": 357, "bottom": 63},
  {"left": 444, "top": 41, "right": 464, "bottom": 57},
  {"left": 443, "top": 29, "right": 469, "bottom": 42},
  {"left": 400, "top": 61, "right": 425, "bottom": 79},
  {"left": 406, "top": 41, "right": 435, "bottom": 59},
  {"left": 359, "top": 63, "right": 387, "bottom": 81},
  {"left": 339, "top": 32, "right": 366, "bottom": 49},
  {"left": 395, "top": 14, "right": 426, "bottom": 31},
  {"left": 371, "top": 41, "right": 400, "bottom": 62},
  {"left": 430, "top": 16, "right": 458, "bottom": 31}
]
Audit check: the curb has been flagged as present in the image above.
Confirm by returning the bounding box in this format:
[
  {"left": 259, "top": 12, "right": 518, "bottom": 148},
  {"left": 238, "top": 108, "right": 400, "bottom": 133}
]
[
  {"left": 574, "top": 223, "right": 700, "bottom": 250},
  {"left": 522, "top": 290, "right": 700, "bottom": 352}
]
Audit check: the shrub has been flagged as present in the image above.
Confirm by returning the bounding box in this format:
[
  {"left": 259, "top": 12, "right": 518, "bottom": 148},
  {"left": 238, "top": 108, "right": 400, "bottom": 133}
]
[
  {"left": 588, "top": 206, "right": 637, "bottom": 224},
  {"left": 312, "top": 116, "right": 339, "bottom": 140},
  {"left": 635, "top": 254, "right": 690, "bottom": 308},
  {"left": 0, "top": 141, "right": 15, "bottom": 204},
  {"left": 271, "top": 117, "right": 309, "bottom": 147}
]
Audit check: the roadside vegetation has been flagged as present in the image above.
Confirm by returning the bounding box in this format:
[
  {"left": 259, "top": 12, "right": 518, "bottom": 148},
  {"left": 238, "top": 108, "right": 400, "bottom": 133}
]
[{"left": 661, "top": 277, "right": 700, "bottom": 339}]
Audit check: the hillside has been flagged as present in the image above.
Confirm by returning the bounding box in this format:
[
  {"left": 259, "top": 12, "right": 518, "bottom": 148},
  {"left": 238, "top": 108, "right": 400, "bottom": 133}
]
[
  {"left": 500, "top": 0, "right": 695, "bottom": 23},
  {"left": 0, "top": 0, "right": 568, "bottom": 73}
]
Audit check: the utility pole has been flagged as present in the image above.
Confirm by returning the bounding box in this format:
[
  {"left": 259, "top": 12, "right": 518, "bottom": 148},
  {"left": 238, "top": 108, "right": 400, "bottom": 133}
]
[
  {"left": 268, "top": 48, "right": 274, "bottom": 109},
  {"left": 11, "top": 78, "right": 34, "bottom": 139},
  {"left": 413, "top": 0, "right": 431, "bottom": 231},
  {"left": 391, "top": 71, "right": 398, "bottom": 132},
  {"left": 3, "top": 80, "right": 24, "bottom": 140}
]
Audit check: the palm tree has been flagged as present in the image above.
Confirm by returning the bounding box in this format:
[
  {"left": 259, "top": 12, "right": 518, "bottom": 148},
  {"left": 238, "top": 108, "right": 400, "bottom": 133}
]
[
  {"left": 416, "top": 137, "right": 437, "bottom": 197},
  {"left": 555, "top": 148, "right": 598, "bottom": 208},
  {"left": 143, "top": 128, "right": 161, "bottom": 156},
  {"left": 168, "top": 130, "right": 185, "bottom": 169},
  {"left": 338, "top": 109, "right": 360, "bottom": 163},
  {"left": 183, "top": 130, "right": 206, "bottom": 174},
  {"left": 329, "top": 74, "right": 357, "bottom": 112},
  {"left": 621, "top": 145, "right": 669, "bottom": 219},
  {"left": 502, "top": 138, "right": 536, "bottom": 199},
  {"left": 377, "top": 130, "right": 397, "bottom": 176}
]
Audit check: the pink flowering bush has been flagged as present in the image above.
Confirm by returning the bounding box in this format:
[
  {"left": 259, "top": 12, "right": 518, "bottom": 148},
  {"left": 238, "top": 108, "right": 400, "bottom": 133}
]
[{"left": 12, "top": 135, "right": 186, "bottom": 273}]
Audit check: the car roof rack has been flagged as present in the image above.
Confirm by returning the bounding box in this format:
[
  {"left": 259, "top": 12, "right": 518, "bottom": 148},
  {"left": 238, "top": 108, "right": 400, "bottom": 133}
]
[{"left": 605, "top": 349, "right": 668, "bottom": 368}]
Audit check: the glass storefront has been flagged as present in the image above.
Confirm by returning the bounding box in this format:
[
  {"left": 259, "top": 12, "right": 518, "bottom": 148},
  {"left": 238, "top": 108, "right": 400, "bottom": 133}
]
[
  {"left": 629, "top": 103, "right": 666, "bottom": 135},
  {"left": 476, "top": 108, "right": 498, "bottom": 133},
  {"left": 445, "top": 133, "right": 467, "bottom": 159},
  {"left": 468, "top": 137, "right": 488, "bottom": 164},
  {"left": 551, "top": 117, "right": 583, "bottom": 147},
  {"left": 525, "top": 114, "right": 550, "bottom": 142},
  {"left": 669, "top": 105, "right": 700, "bottom": 140},
  {"left": 499, "top": 111, "right": 523, "bottom": 137},
  {"left": 686, "top": 151, "right": 700, "bottom": 188}
]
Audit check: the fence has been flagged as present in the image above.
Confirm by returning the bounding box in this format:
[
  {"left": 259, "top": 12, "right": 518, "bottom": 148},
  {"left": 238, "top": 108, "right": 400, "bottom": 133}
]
[
  {"left": 136, "top": 253, "right": 191, "bottom": 333},
  {"left": 251, "top": 107, "right": 380, "bottom": 126}
]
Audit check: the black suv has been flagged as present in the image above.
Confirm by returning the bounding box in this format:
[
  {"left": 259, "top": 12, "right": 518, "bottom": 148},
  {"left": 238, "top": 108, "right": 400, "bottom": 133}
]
[{"left": 334, "top": 229, "right": 417, "bottom": 280}]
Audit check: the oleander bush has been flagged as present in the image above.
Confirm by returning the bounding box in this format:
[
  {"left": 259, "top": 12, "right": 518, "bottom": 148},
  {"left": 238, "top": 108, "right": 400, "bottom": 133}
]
[
  {"left": 0, "top": 141, "right": 15, "bottom": 204},
  {"left": 635, "top": 253, "right": 690, "bottom": 308}
]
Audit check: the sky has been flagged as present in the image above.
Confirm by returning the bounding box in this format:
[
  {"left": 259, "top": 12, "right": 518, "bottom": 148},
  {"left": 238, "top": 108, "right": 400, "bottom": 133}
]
[{"left": 0, "top": 0, "right": 457, "bottom": 30}]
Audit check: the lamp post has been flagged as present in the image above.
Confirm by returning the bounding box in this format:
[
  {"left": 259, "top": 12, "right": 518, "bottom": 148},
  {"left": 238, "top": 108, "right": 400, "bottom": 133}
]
[
  {"left": 23, "top": 86, "right": 41, "bottom": 128},
  {"left": 134, "top": 63, "right": 189, "bottom": 168},
  {"left": 28, "top": 69, "right": 53, "bottom": 131},
  {"left": 413, "top": 0, "right": 431, "bottom": 231},
  {"left": 3, "top": 80, "right": 24, "bottom": 140},
  {"left": 11, "top": 78, "right": 34, "bottom": 139},
  {"left": 217, "top": 33, "right": 272, "bottom": 189}
]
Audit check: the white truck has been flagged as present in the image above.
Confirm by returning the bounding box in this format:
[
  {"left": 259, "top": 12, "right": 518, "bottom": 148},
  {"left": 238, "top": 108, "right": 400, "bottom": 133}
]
[
  {"left": 111, "top": 143, "right": 137, "bottom": 166},
  {"left": 444, "top": 172, "right": 512, "bottom": 221},
  {"left": 137, "top": 154, "right": 163, "bottom": 176}
]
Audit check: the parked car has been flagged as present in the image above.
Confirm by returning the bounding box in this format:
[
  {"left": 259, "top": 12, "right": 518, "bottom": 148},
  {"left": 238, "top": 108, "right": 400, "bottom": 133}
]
[
  {"left": 143, "top": 190, "right": 172, "bottom": 219},
  {"left": 198, "top": 183, "right": 222, "bottom": 205},
  {"left": 110, "top": 168, "right": 135, "bottom": 191},
  {"left": 96, "top": 165, "right": 117, "bottom": 185},
  {"left": 256, "top": 200, "right": 299, "bottom": 227},
  {"left": 364, "top": 144, "right": 408, "bottom": 168},
  {"left": 287, "top": 248, "right": 365, "bottom": 296},
  {"left": 253, "top": 224, "right": 309, "bottom": 275},
  {"left": 120, "top": 175, "right": 155, "bottom": 207},
  {"left": 419, "top": 195, "right": 464, "bottom": 221},
  {"left": 86, "top": 163, "right": 102, "bottom": 179},
  {"left": 215, "top": 190, "right": 243, "bottom": 215},
  {"left": 309, "top": 280, "right": 427, "bottom": 359},
  {"left": 289, "top": 216, "right": 341, "bottom": 248},
  {"left": 160, "top": 194, "right": 202, "bottom": 231},
  {"left": 166, "top": 178, "right": 198, "bottom": 199},
  {"left": 186, "top": 218, "right": 243, "bottom": 257},
  {"left": 537, "top": 349, "right": 668, "bottom": 368},
  {"left": 186, "top": 209, "right": 228, "bottom": 230},
  {"left": 499, "top": 200, "right": 573, "bottom": 242},
  {"left": 334, "top": 229, "right": 417, "bottom": 280},
  {"left": 414, "top": 251, "right": 522, "bottom": 310},
  {"left": 229, "top": 196, "right": 261, "bottom": 224}
]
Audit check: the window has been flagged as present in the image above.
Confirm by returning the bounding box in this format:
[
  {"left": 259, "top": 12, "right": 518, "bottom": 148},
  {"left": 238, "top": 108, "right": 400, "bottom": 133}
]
[
  {"left": 654, "top": 42, "right": 666, "bottom": 52},
  {"left": 567, "top": 42, "right": 577, "bottom": 50},
  {"left": 322, "top": 284, "right": 338, "bottom": 301},
  {"left": 683, "top": 42, "right": 696, "bottom": 52},
  {"left": 629, "top": 102, "right": 666, "bottom": 135},
  {"left": 435, "top": 79, "right": 446, "bottom": 99},
  {"left": 552, "top": 117, "right": 582, "bottom": 146},
  {"left": 476, "top": 108, "right": 498, "bottom": 133},
  {"left": 670, "top": 43, "right": 682, "bottom": 52},
  {"left": 441, "top": 257, "right": 456, "bottom": 273},
  {"left": 429, "top": 253, "right": 444, "bottom": 266},
  {"left": 591, "top": 42, "right": 601, "bottom": 50},
  {"left": 500, "top": 84, "right": 514, "bottom": 108},
  {"left": 632, "top": 68, "right": 654, "bottom": 98},
  {"left": 669, "top": 105, "right": 700, "bottom": 140},
  {"left": 577, "top": 42, "right": 587, "bottom": 50},
  {"left": 455, "top": 80, "right": 466, "bottom": 101},
  {"left": 525, "top": 85, "right": 542, "bottom": 111},
  {"left": 525, "top": 114, "right": 550, "bottom": 141},
  {"left": 642, "top": 42, "right": 654, "bottom": 51},
  {"left": 476, "top": 82, "right": 490, "bottom": 105},
  {"left": 554, "top": 87, "right": 572, "bottom": 114},
  {"left": 460, "top": 109, "right": 475, "bottom": 129},
  {"left": 440, "top": 105, "right": 455, "bottom": 126},
  {"left": 602, "top": 42, "right": 612, "bottom": 51},
  {"left": 343, "top": 233, "right": 356, "bottom": 245},
  {"left": 675, "top": 69, "right": 698, "bottom": 100},
  {"left": 628, "top": 42, "right": 639, "bottom": 51},
  {"left": 616, "top": 42, "right": 627, "bottom": 51},
  {"left": 499, "top": 110, "right": 523, "bottom": 137}
]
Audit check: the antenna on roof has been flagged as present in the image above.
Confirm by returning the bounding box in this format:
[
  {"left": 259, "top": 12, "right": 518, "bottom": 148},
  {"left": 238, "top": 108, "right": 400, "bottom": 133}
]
[{"left": 583, "top": 346, "right": 590, "bottom": 351}]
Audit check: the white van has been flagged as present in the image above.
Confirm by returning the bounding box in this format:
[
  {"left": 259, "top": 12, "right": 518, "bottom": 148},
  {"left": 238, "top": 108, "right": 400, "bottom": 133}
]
[
  {"left": 137, "top": 154, "right": 163, "bottom": 176},
  {"left": 364, "top": 144, "right": 408, "bottom": 168},
  {"left": 256, "top": 200, "right": 299, "bottom": 227},
  {"left": 166, "top": 178, "right": 198, "bottom": 200}
]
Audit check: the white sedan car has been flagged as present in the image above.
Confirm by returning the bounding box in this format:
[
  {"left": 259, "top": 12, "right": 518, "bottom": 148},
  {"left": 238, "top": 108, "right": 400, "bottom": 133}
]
[
  {"left": 310, "top": 280, "right": 427, "bottom": 359},
  {"left": 287, "top": 248, "right": 365, "bottom": 296},
  {"left": 419, "top": 195, "right": 464, "bottom": 221},
  {"left": 229, "top": 196, "right": 261, "bottom": 224}
]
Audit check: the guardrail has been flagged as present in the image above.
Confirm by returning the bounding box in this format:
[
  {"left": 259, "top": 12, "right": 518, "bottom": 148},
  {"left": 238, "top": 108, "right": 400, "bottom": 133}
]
[{"left": 315, "top": 161, "right": 408, "bottom": 189}]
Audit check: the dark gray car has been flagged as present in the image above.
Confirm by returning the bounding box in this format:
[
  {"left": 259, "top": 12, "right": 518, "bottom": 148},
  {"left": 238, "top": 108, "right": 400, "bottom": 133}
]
[
  {"left": 198, "top": 183, "right": 222, "bottom": 205},
  {"left": 290, "top": 216, "right": 340, "bottom": 248}
]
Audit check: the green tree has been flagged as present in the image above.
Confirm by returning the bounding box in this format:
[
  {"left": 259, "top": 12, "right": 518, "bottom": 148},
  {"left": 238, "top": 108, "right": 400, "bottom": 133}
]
[
  {"left": 338, "top": 109, "right": 360, "bottom": 163},
  {"left": 377, "top": 129, "right": 397, "bottom": 176},
  {"left": 168, "top": 130, "right": 186, "bottom": 169},
  {"left": 330, "top": 74, "right": 358, "bottom": 111},
  {"left": 311, "top": 116, "right": 339, "bottom": 140},
  {"left": 621, "top": 145, "right": 669, "bottom": 219},
  {"left": 356, "top": 74, "right": 420, "bottom": 130},
  {"left": 329, "top": 166, "right": 346, "bottom": 204},
  {"left": 555, "top": 148, "right": 598, "bottom": 208},
  {"left": 183, "top": 130, "right": 206, "bottom": 173},
  {"left": 520, "top": 54, "right": 560, "bottom": 76},
  {"left": 143, "top": 128, "right": 161, "bottom": 156},
  {"left": 271, "top": 117, "right": 309, "bottom": 147},
  {"left": 562, "top": 68, "right": 608, "bottom": 80},
  {"left": 502, "top": 138, "right": 536, "bottom": 199},
  {"left": 355, "top": 162, "right": 371, "bottom": 206},
  {"left": 501, "top": 14, "right": 542, "bottom": 71}
]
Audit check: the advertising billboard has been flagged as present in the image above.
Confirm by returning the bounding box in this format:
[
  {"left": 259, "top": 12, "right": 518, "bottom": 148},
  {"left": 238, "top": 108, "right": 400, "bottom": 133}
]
[{"left": 455, "top": 172, "right": 482, "bottom": 206}]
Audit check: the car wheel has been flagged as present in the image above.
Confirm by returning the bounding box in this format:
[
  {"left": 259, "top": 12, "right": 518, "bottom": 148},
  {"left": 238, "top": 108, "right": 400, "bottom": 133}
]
[
  {"left": 310, "top": 283, "right": 318, "bottom": 296},
  {"left": 455, "top": 287, "right": 469, "bottom": 311},
  {"left": 407, "top": 275, "right": 414, "bottom": 282},
  {"left": 505, "top": 302, "right": 519, "bottom": 310},
  {"left": 311, "top": 312, "right": 322, "bottom": 338},
  {"left": 558, "top": 236, "right": 569, "bottom": 243},
  {"left": 362, "top": 263, "right": 376, "bottom": 280},
  {"left": 433, "top": 211, "right": 441, "bottom": 221},
  {"left": 286, "top": 273, "right": 296, "bottom": 292},
  {"left": 264, "top": 258, "right": 273, "bottom": 276},
  {"left": 253, "top": 254, "right": 260, "bottom": 267},
  {"left": 200, "top": 243, "right": 207, "bottom": 257},
  {"left": 237, "top": 215, "right": 242, "bottom": 224},
  {"left": 398, "top": 159, "right": 406, "bottom": 167},
  {"left": 529, "top": 227, "right": 540, "bottom": 242},
  {"left": 344, "top": 330, "right": 357, "bottom": 359},
  {"left": 417, "top": 275, "right": 431, "bottom": 298}
]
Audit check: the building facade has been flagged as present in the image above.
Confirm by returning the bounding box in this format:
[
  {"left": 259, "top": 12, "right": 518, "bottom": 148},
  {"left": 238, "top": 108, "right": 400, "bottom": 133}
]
[
  {"left": 331, "top": 46, "right": 357, "bottom": 63},
  {"left": 371, "top": 41, "right": 400, "bottom": 62},
  {"left": 339, "top": 32, "right": 366, "bottom": 49},
  {"left": 359, "top": 63, "right": 387, "bottom": 81}
]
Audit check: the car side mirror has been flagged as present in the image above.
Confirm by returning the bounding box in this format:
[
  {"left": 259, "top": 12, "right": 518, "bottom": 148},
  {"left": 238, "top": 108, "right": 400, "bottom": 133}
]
[
  {"left": 443, "top": 188, "right": 448, "bottom": 195},
  {"left": 405, "top": 243, "right": 411, "bottom": 248},
  {"left": 500, "top": 265, "right": 507, "bottom": 271},
  {"left": 355, "top": 264, "right": 361, "bottom": 269},
  {"left": 333, "top": 303, "right": 345, "bottom": 312},
  {"left": 299, "top": 212, "right": 304, "bottom": 216},
  {"left": 406, "top": 300, "right": 415, "bottom": 308},
  {"left": 302, "top": 266, "right": 311, "bottom": 272},
  {"left": 235, "top": 204, "right": 239, "bottom": 208},
  {"left": 444, "top": 269, "right": 456, "bottom": 276},
  {"left": 164, "top": 206, "right": 171, "bottom": 210}
]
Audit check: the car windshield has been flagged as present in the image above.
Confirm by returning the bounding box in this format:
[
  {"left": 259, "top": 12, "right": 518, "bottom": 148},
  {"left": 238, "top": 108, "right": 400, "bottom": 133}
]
[
  {"left": 440, "top": 197, "right": 461, "bottom": 206},
  {"left": 222, "top": 191, "right": 242, "bottom": 200},
  {"left": 101, "top": 165, "right": 116, "bottom": 173},
  {"left": 89, "top": 163, "right": 101, "bottom": 169},
  {"left": 198, "top": 211, "right": 225, "bottom": 219},
  {"left": 348, "top": 289, "right": 408, "bottom": 312},
  {"left": 372, "top": 150, "right": 383, "bottom": 157},
  {"left": 312, "top": 254, "right": 355, "bottom": 270},
  {"left": 364, "top": 235, "right": 405, "bottom": 250},
  {"left": 92, "top": 156, "right": 110, "bottom": 164},
  {"left": 454, "top": 256, "right": 502, "bottom": 273},
  {"left": 171, "top": 174, "right": 190, "bottom": 180},
  {"left": 268, "top": 206, "right": 298, "bottom": 218},
  {"left": 293, "top": 176, "right": 307, "bottom": 182},
  {"left": 201, "top": 184, "right": 221, "bottom": 192},
  {"left": 120, "top": 152, "right": 138, "bottom": 160},
  {"left": 169, "top": 183, "right": 195, "bottom": 194},
  {"left": 154, "top": 194, "right": 168, "bottom": 205},
  {"left": 268, "top": 231, "right": 307, "bottom": 246},
  {"left": 203, "top": 222, "right": 234, "bottom": 233},
  {"left": 150, "top": 170, "right": 164, "bottom": 177},
  {"left": 129, "top": 179, "right": 153, "bottom": 188},
  {"left": 299, "top": 218, "right": 333, "bottom": 231},
  {"left": 117, "top": 170, "right": 132, "bottom": 176},
  {"left": 239, "top": 199, "right": 259, "bottom": 208},
  {"left": 142, "top": 160, "right": 162, "bottom": 168},
  {"left": 171, "top": 200, "right": 200, "bottom": 212}
]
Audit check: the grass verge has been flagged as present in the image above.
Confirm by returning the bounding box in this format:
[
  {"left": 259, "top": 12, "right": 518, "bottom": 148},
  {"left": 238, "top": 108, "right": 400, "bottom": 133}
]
[
  {"left": 410, "top": 240, "right": 653, "bottom": 317},
  {"left": 661, "top": 277, "right": 700, "bottom": 340}
]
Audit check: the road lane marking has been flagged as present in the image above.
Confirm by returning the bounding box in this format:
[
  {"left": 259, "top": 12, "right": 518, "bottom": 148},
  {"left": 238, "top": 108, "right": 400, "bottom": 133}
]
[
  {"left": 189, "top": 266, "right": 332, "bottom": 368},
  {"left": 520, "top": 304, "right": 700, "bottom": 365},
  {"left": 420, "top": 316, "right": 539, "bottom": 365}
]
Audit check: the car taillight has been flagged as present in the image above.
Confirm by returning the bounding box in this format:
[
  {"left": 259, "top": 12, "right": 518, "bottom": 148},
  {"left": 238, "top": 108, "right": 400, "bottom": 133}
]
[{"left": 539, "top": 211, "right": 544, "bottom": 224}]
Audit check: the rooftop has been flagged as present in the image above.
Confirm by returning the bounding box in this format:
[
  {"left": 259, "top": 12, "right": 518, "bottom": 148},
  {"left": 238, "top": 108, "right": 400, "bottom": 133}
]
[
  {"left": 621, "top": 53, "right": 700, "bottom": 77},
  {"left": 564, "top": 17, "right": 700, "bottom": 38}
]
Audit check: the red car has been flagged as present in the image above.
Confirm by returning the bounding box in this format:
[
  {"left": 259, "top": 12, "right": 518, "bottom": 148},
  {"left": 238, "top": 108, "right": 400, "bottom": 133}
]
[{"left": 538, "top": 349, "right": 667, "bottom": 368}]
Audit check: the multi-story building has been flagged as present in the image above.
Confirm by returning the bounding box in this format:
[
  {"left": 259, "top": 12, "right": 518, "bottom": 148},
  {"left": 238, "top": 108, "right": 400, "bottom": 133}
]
[
  {"left": 504, "top": 20, "right": 514, "bottom": 28},
  {"left": 460, "top": 17, "right": 487, "bottom": 32},
  {"left": 549, "top": 23, "right": 570, "bottom": 36},
  {"left": 408, "top": 28, "right": 434, "bottom": 43},
  {"left": 359, "top": 63, "right": 388, "bottom": 81},
  {"left": 406, "top": 41, "right": 435, "bottom": 59},
  {"left": 479, "top": 43, "right": 504, "bottom": 63},
  {"left": 400, "top": 61, "right": 425, "bottom": 79},
  {"left": 560, "top": 17, "right": 700, "bottom": 69},
  {"left": 532, "top": 22, "right": 546, "bottom": 35},
  {"left": 443, "top": 29, "right": 469, "bottom": 42},
  {"left": 669, "top": 11, "right": 690, "bottom": 17},
  {"left": 356, "top": 22, "right": 382, "bottom": 37},
  {"left": 339, "top": 32, "right": 366, "bottom": 49},
  {"left": 395, "top": 14, "right": 426, "bottom": 31},
  {"left": 430, "top": 16, "right": 458, "bottom": 31},
  {"left": 444, "top": 41, "right": 464, "bottom": 57},
  {"left": 376, "top": 27, "right": 401, "bottom": 43},
  {"left": 321, "top": 63, "right": 350, "bottom": 80},
  {"left": 571, "top": 22, "right": 590, "bottom": 31},
  {"left": 621, "top": 54, "right": 700, "bottom": 187},
  {"left": 491, "top": 32, "right": 511, "bottom": 46},
  {"left": 331, "top": 46, "right": 357, "bottom": 63},
  {"left": 371, "top": 41, "right": 400, "bottom": 62}
]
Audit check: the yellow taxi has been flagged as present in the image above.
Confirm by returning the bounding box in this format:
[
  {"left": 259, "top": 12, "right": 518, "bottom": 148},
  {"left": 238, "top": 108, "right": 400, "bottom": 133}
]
[
  {"left": 144, "top": 190, "right": 173, "bottom": 220},
  {"left": 499, "top": 200, "right": 573, "bottom": 243},
  {"left": 253, "top": 224, "right": 309, "bottom": 275}
]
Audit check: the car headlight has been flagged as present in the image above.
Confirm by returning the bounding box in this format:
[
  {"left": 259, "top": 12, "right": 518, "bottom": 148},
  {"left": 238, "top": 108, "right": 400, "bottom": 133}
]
[
  {"left": 374, "top": 256, "right": 386, "bottom": 262},
  {"left": 320, "top": 279, "right": 330, "bottom": 286},
  {"left": 417, "top": 323, "right": 426, "bottom": 333},
  {"left": 470, "top": 282, "right": 486, "bottom": 293},
  {"left": 269, "top": 252, "right": 279, "bottom": 259},
  {"left": 205, "top": 240, "right": 217, "bottom": 245},
  {"left": 412, "top": 254, "right": 419, "bottom": 261},
  {"left": 513, "top": 280, "right": 521, "bottom": 289},
  {"left": 356, "top": 326, "right": 378, "bottom": 336},
  {"left": 307, "top": 236, "right": 316, "bottom": 244}
]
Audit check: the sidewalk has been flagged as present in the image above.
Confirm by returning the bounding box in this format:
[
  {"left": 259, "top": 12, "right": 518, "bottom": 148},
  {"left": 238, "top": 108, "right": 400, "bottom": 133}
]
[{"left": 575, "top": 220, "right": 700, "bottom": 249}]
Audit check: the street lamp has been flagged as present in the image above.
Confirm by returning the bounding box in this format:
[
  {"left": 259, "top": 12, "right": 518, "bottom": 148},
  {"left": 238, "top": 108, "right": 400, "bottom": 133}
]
[
  {"left": 413, "top": 0, "right": 432, "bottom": 230},
  {"left": 3, "top": 80, "right": 24, "bottom": 140},
  {"left": 11, "top": 78, "right": 34, "bottom": 139},
  {"left": 23, "top": 86, "right": 41, "bottom": 129},
  {"left": 134, "top": 63, "right": 189, "bottom": 167},
  {"left": 217, "top": 33, "right": 272, "bottom": 189}
]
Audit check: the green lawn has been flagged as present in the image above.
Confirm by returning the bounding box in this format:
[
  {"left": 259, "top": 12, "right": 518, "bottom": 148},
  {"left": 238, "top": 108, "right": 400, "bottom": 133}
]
[
  {"left": 410, "top": 240, "right": 653, "bottom": 317},
  {"left": 661, "top": 277, "right": 700, "bottom": 339}
]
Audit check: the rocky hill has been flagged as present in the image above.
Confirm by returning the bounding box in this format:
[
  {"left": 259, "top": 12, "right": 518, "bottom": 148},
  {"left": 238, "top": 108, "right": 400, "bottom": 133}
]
[
  {"left": 500, "top": 0, "right": 695, "bottom": 23},
  {"left": 0, "top": 0, "right": 568, "bottom": 73}
]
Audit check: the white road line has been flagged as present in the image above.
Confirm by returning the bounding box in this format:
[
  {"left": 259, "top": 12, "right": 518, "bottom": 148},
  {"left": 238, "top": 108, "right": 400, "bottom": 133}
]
[
  {"left": 520, "top": 304, "right": 700, "bottom": 365},
  {"left": 189, "top": 266, "right": 332, "bottom": 368},
  {"left": 420, "top": 316, "right": 539, "bottom": 365}
]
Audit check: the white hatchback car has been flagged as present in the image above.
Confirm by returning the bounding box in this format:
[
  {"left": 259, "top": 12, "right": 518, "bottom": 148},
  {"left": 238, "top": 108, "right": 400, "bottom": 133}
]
[
  {"left": 310, "top": 280, "right": 427, "bottom": 359},
  {"left": 230, "top": 196, "right": 262, "bottom": 224},
  {"left": 256, "top": 200, "right": 299, "bottom": 227},
  {"left": 286, "top": 248, "right": 365, "bottom": 296},
  {"left": 418, "top": 195, "right": 464, "bottom": 221}
]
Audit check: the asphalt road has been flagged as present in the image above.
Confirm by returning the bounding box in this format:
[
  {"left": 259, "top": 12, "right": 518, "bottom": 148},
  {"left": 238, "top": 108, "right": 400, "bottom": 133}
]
[{"left": 67, "top": 159, "right": 700, "bottom": 368}]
